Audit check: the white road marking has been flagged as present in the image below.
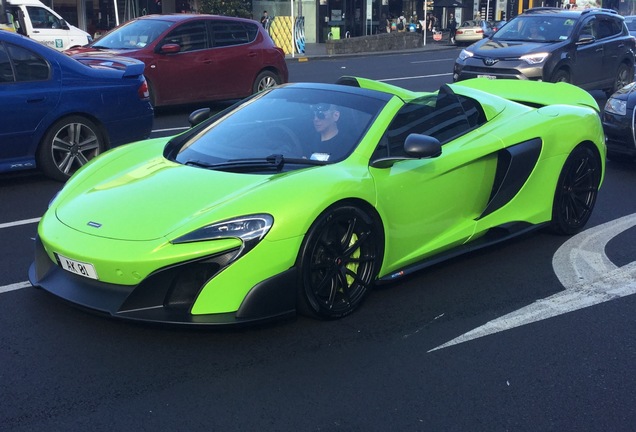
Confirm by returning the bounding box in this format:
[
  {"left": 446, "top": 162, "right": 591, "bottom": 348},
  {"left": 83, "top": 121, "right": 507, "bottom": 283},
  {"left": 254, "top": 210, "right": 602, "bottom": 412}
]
[
  {"left": 0, "top": 281, "right": 31, "bottom": 293},
  {"left": 429, "top": 214, "right": 636, "bottom": 352},
  {"left": 379, "top": 73, "right": 453, "bottom": 82},
  {"left": 0, "top": 217, "right": 40, "bottom": 229}
]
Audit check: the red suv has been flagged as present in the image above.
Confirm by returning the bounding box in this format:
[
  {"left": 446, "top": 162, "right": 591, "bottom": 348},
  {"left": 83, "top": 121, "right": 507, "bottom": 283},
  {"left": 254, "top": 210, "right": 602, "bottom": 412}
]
[{"left": 68, "top": 14, "right": 288, "bottom": 107}]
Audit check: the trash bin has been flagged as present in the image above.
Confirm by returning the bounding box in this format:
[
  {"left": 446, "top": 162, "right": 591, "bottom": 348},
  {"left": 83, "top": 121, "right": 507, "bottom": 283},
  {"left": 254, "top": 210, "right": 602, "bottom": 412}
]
[{"left": 330, "top": 26, "right": 340, "bottom": 40}]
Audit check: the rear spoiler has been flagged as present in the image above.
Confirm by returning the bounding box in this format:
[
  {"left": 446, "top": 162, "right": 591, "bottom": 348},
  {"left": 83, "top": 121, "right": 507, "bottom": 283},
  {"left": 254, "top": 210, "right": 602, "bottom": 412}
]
[
  {"left": 452, "top": 78, "right": 600, "bottom": 113},
  {"left": 72, "top": 55, "right": 146, "bottom": 77}
]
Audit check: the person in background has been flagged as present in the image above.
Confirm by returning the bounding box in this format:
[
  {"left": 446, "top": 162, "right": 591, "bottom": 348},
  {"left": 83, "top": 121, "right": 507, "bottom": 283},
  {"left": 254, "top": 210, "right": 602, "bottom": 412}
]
[
  {"left": 260, "top": 10, "right": 269, "bottom": 28},
  {"left": 448, "top": 13, "right": 457, "bottom": 44}
]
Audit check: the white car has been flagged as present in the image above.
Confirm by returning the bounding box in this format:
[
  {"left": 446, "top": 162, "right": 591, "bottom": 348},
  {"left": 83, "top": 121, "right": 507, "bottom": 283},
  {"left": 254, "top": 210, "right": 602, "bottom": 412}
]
[{"left": 454, "top": 20, "right": 491, "bottom": 45}]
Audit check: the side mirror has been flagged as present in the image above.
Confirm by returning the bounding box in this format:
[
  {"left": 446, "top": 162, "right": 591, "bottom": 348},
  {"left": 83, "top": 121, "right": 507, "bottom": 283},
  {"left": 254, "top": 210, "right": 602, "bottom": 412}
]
[
  {"left": 576, "top": 34, "right": 595, "bottom": 45},
  {"left": 188, "top": 108, "right": 211, "bottom": 127},
  {"left": 158, "top": 43, "right": 181, "bottom": 54},
  {"left": 404, "top": 134, "right": 442, "bottom": 158}
]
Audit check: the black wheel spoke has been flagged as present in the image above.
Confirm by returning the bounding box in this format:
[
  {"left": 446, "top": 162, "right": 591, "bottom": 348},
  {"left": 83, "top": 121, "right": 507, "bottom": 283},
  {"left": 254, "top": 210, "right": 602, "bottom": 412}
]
[{"left": 300, "top": 206, "right": 381, "bottom": 318}]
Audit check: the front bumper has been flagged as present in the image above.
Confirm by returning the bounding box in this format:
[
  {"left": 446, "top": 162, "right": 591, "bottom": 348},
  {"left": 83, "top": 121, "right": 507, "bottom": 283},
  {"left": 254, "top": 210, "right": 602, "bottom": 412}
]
[
  {"left": 603, "top": 108, "right": 636, "bottom": 157},
  {"left": 454, "top": 58, "right": 543, "bottom": 82},
  {"left": 29, "top": 235, "right": 297, "bottom": 326}
]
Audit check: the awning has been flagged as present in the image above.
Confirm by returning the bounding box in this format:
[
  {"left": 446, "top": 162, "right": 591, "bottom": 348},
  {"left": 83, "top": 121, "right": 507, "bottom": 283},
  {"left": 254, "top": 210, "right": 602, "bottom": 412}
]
[{"left": 434, "top": 0, "right": 467, "bottom": 7}]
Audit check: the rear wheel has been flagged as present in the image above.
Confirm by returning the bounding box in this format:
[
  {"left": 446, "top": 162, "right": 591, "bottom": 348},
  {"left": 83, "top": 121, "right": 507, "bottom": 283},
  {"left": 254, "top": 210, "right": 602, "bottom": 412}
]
[
  {"left": 297, "top": 205, "right": 382, "bottom": 319},
  {"left": 252, "top": 70, "right": 280, "bottom": 94},
  {"left": 605, "top": 63, "right": 632, "bottom": 97},
  {"left": 37, "top": 116, "right": 104, "bottom": 182},
  {"left": 550, "top": 145, "right": 601, "bottom": 235}
]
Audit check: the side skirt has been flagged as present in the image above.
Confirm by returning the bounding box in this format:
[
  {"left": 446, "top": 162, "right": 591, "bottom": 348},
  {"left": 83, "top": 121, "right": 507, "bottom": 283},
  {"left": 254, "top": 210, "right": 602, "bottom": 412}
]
[{"left": 376, "top": 221, "right": 547, "bottom": 283}]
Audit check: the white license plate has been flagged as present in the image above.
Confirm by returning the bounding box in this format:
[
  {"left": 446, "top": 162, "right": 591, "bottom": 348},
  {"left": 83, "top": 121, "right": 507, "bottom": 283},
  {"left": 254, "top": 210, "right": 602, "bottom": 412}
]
[
  {"left": 478, "top": 74, "right": 497, "bottom": 79},
  {"left": 57, "top": 254, "right": 98, "bottom": 280},
  {"left": 464, "top": 30, "right": 473, "bottom": 34}
]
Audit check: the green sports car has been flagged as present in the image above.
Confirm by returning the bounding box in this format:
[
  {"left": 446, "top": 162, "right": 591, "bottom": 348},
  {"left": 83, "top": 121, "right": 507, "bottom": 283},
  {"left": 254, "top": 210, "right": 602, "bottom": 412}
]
[{"left": 29, "top": 77, "right": 605, "bottom": 325}]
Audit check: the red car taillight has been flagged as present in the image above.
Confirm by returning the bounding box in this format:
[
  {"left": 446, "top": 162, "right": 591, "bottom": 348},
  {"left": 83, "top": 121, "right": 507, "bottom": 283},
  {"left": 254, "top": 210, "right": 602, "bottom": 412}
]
[{"left": 138, "top": 79, "right": 150, "bottom": 100}]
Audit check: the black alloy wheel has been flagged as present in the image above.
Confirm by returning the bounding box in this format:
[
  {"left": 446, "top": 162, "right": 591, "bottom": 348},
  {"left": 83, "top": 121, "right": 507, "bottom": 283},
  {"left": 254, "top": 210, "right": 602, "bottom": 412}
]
[
  {"left": 551, "top": 145, "right": 601, "bottom": 235},
  {"left": 298, "top": 205, "right": 382, "bottom": 319}
]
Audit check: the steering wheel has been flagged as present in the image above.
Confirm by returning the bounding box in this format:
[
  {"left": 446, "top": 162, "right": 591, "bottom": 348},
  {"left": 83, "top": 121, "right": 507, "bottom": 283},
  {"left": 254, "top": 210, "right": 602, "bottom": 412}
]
[{"left": 264, "top": 124, "right": 304, "bottom": 157}]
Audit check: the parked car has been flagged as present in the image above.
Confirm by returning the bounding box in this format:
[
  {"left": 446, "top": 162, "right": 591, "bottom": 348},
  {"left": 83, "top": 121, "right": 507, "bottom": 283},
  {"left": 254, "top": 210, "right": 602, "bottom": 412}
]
[
  {"left": 0, "top": 30, "right": 153, "bottom": 181},
  {"left": 67, "top": 14, "right": 289, "bottom": 107},
  {"left": 454, "top": 20, "right": 491, "bottom": 44},
  {"left": 30, "top": 77, "right": 605, "bottom": 326},
  {"left": 0, "top": 0, "right": 92, "bottom": 51},
  {"left": 453, "top": 7, "right": 635, "bottom": 95},
  {"left": 624, "top": 15, "right": 636, "bottom": 36},
  {"left": 603, "top": 81, "right": 636, "bottom": 161}
]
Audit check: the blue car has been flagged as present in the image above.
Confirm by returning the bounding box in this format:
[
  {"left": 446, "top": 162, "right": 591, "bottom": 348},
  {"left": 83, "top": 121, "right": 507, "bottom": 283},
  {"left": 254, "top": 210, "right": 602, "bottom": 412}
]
[{"left": 0, "top": 30, "right": 153, "bottom": 181}]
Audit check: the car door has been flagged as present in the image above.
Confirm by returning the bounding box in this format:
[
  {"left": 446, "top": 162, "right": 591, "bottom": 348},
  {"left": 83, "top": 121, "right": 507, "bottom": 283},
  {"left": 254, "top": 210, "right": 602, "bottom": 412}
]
[
  {"left": 24, "top": 5, "right": 70, "bottom": 50},
  {"left": 595, "top": 16, "right": 625, "bottom": 87},
  {"left": 208, "top": 20, "right": 260, "bottom": 99},
  {"left": 149, "top": 20, "right": 211, "bottom": 105},
  {"left": 370, "top": 89, "right": 502, "bottom": 274},
  {"left": 0, "top": 40, "right": 60, "bottom": 165},
  {"left": 573, "top": 16, "right": 604, "bottom": 86}
]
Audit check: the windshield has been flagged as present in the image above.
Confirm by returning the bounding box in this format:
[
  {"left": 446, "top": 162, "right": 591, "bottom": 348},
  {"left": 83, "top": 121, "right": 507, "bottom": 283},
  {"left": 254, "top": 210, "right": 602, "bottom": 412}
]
[
  {"left": 493, "top": 16, "right": 576, "bottom": 42},
  {"left": 93, "top": 18, "right": 172, "bottom": 49},
  {"left": 174, "top": 87, "right": 387, "bottom": 171}
]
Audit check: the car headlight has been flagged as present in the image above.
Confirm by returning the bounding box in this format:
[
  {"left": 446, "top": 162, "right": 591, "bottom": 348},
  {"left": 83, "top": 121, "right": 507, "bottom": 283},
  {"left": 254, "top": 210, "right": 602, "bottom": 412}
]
[
  {"left": 604, "top": 97, "right": 627, "bottom": 116},
  {"left": 520, "top": 52, "right": 550, "bottom": 64},
  {"left": 172, "top": 214, "right": 273, "bottom": 245},
  {"left": 458, "top": 49, "right": 474, "bottom": 61}
]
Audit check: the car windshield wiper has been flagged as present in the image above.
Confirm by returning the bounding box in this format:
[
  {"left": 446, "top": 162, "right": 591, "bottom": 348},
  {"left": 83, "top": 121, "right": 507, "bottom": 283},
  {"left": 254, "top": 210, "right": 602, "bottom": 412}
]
[{"left": 184, "top": 154, "right": 327, "bottom": 172}]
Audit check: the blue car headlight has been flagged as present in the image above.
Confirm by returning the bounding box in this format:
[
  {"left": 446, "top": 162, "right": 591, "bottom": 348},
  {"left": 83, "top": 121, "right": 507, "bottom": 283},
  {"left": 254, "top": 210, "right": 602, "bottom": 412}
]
[
  {"left": 172, "top": 214, "right": 274, "bottom": 247},
  {"left": 604, "top": 97, "right": 627, "bottom": 116}
]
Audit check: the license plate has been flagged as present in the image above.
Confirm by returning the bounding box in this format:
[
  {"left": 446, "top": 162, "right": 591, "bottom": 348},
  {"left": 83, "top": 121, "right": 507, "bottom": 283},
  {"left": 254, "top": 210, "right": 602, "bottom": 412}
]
[
  {"left": 464, "top": 30, "right": 473, "bottom": 34},
  {"left": 478, "top": 74, "right": 497, "bottom": 79},
  {"left": 57, "top": 254, "right": 98, "bottom": 280}
]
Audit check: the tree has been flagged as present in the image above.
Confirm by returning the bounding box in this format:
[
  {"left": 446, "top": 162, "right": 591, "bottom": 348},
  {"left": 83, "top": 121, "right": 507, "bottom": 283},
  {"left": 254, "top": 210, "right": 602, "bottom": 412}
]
[{"left": 198, "top": 0, "right": 253, "bottom": 19}]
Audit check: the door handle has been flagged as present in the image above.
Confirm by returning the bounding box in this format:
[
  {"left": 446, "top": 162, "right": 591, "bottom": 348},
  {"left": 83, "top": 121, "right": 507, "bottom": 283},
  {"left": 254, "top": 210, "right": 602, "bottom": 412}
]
[{"left": 26, "top": 97, "right": 46, "bottom": 103}]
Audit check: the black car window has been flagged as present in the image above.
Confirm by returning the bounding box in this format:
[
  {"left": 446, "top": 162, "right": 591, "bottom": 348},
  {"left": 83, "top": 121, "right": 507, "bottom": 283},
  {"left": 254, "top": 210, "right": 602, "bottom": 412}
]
[
  {"left": 5, "top": 43, "right": 49, "bottom": 82},
  {"left": 372, "top": 87, "right": 486, "bottom": 160},
  {"left": 162, "top": 21, "right": 208, "bottom": 52},
  {"left": 580, "top": 18, "right": 596, "bottom": 39},
  {"left": 0, "top": 43, "right": 14, "bottom": 83},
  {"left": 211, "top": 22, "right": 257, "bottom": 47},
  {"left": 595, "top": 18, "right": 621, "bottom": 39},
  {"left": 26, "top": 6, "right": 62, "bottom": 29}
]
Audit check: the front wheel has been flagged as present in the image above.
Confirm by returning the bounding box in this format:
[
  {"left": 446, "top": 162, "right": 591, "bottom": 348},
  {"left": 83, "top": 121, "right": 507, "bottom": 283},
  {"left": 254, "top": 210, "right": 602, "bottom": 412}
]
[
  {"left": 297, "top": 205, "right": 383, "bottom": 319},
  {"left": 252, "top": 70, "right": 280, "bottom": 94},
  {"left": 550, "top": 145, "right": 601, "bottom": 235},
  {"left": 551, "top": 69, "right": 570, "bottom": 84},
  {"left": 37, "top": 116, "right": 104, "bottom": 182}
]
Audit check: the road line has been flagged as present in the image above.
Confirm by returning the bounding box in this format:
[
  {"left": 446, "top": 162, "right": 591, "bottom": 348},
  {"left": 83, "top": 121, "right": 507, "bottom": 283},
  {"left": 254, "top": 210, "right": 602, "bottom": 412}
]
[
  {"left": 379, "top": 73, "right": 453, "bottom": 82},
  {"left": 429, "top": 213, "right": 636, "bottom": 352},
  {"left": 151, "top": 126, "right": 189, "bottom": 134},
  {"left": 0, "top": 281, "right": 31, "bottom": 293},
  {"left": 0, "top": 217, "right": 41, "bottom": 230}
]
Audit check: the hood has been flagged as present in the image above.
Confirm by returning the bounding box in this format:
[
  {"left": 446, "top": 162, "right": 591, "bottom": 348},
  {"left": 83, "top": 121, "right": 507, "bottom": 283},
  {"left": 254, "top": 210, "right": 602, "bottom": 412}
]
[
  {"left": 471, "top": 39, "right": 558, "bottom": 57},
  {"left": 55, "top": 157, "right": 278, "bottom": 241}
]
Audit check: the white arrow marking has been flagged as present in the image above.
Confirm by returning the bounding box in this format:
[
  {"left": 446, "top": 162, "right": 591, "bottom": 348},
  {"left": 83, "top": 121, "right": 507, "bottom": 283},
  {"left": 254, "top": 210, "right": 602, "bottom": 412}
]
[{"left": 429, "top": 214, "right": 636, "bottom": 352}]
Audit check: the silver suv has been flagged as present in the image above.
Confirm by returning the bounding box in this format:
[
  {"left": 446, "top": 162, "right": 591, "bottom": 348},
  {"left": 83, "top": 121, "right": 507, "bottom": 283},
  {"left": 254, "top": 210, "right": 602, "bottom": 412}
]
[{"left": 453, "top": 7, "right": 635, "bottom": 95}]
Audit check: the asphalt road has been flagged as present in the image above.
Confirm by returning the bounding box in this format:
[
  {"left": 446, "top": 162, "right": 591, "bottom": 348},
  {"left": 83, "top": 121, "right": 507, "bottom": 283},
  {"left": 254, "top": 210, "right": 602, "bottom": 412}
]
[{"left": 1, "top": 49, "right": 636, "bottom": 431}]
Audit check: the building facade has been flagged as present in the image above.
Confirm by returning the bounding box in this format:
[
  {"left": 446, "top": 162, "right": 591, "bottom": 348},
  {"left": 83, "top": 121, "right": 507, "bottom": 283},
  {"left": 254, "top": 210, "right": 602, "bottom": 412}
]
[{"left": 43, "top": 0, "right": 634, "bottom": 46}]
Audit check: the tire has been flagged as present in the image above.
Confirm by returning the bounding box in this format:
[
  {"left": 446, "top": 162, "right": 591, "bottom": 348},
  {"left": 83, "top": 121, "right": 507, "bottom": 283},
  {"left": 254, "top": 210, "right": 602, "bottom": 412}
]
[
  {"left": 297, "top": 205, "right": 383, "bottom": 319},
  {"left": 37, "top": 116, "right": 104, "bottom": 182},
  {"left": 551, "top": 69, "right": 570, "bottom": 84},
  {"left": 550, "top": 145, "right": 601, "bottom": 235},
  {"left": 606, "top": 150, "right": 635, "bottom": 163},
  {"left": 605, "top": 63, "right": 632, "bottom": 97},
  {"left": 252, "top": 70, "right": 280, "bottom": 94}
]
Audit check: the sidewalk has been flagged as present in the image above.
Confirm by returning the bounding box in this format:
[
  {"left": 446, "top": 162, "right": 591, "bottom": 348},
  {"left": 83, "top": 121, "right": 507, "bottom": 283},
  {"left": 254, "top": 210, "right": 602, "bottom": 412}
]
[{"left": 286, "top": 35, "right": 458, "bottom": 61}]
